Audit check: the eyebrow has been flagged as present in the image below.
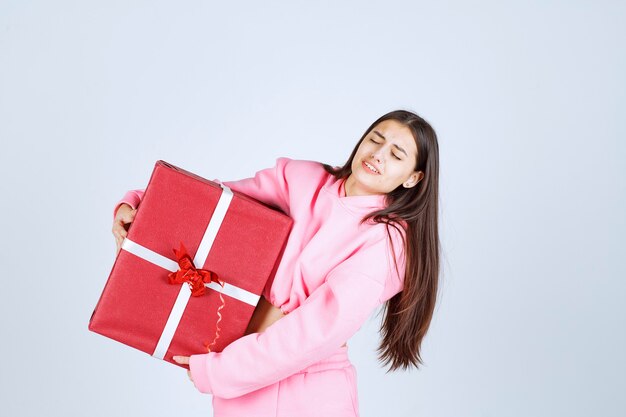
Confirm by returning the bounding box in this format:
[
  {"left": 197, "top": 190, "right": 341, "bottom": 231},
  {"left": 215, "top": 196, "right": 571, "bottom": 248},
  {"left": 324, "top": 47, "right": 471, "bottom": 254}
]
[{"left": 373, "top": 130, "right": 408, "bottom": 157}]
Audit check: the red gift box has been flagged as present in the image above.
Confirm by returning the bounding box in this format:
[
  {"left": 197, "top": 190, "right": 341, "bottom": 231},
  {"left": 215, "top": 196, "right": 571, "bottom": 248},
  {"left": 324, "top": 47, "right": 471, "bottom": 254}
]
[{"left": 89, "top": 160, "right": 293, "bottom": 368}]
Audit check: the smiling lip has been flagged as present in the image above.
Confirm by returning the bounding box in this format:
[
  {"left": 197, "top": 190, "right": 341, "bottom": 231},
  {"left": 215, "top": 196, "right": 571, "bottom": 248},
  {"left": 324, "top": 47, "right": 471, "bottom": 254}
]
[{"left": 362, "top": 160, "right": 381, "bottom": 175}]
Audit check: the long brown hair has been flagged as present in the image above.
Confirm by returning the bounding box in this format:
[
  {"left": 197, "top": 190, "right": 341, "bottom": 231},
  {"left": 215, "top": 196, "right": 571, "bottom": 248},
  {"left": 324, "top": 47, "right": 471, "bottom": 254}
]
[{"left": 322, "top": 110, "right": 440, "bottom": 371}]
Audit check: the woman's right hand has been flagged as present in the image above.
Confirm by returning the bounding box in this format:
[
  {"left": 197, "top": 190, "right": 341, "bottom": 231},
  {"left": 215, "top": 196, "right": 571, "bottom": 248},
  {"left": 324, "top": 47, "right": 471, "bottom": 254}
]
[{"left": 112, "top": 203, "right": 137, "bottom": 255}]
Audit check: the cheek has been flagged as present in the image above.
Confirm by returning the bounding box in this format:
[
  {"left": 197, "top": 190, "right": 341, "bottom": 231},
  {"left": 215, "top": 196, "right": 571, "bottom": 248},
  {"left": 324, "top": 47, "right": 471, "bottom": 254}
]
[
  {"left": 356, "top": 144, "right": 371, "bottom": 157},
  {"left": 385, "top": 167, "right": 409, "bottom": 186}
]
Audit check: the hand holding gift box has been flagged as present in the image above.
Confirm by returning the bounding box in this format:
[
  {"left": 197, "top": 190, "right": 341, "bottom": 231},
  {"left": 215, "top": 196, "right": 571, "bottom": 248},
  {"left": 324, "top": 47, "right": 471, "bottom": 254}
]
[
  {"left": 112, "top": 204, "right": 136, "bottom": 255},
  {"left": 89, "top": 160, "right": 293, "bottom": 368}
]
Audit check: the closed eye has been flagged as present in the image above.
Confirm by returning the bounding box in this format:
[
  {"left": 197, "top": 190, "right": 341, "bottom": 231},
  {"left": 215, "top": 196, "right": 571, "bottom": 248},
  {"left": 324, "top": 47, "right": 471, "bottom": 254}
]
[{"left": 370, "top": 138, "right": 402, "bottom": 160}]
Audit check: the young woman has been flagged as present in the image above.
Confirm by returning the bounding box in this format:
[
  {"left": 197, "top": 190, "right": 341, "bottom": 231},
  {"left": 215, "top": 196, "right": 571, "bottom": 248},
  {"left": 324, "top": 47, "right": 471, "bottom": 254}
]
[{"left": 111, "top": 109, "right": 440, "bottom": 417}]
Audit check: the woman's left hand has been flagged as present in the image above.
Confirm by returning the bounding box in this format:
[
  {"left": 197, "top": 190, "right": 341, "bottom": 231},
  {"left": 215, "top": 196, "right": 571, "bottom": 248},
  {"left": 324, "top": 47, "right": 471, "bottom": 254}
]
[{"left": 172, "top": 356, "right": 193, "bottom": 382}]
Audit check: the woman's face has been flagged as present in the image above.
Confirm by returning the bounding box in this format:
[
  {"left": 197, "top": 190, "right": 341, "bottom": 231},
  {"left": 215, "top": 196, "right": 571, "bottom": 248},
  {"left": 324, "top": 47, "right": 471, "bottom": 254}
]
[{"left": 346, "top": 119, "right": 424, "bottom": 196}]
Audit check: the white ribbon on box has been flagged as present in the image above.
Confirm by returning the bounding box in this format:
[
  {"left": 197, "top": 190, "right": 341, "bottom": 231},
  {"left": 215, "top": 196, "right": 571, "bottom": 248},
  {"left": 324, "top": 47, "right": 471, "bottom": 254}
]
[{"left": 120, "top": 184, "right": 260, "bottom": 360}]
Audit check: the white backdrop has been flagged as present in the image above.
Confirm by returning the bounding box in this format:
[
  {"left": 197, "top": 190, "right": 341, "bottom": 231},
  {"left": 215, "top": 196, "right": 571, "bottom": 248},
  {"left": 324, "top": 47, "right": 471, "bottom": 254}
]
[{"left": 1, "top": 1, "right": 624, "bottom": 416}]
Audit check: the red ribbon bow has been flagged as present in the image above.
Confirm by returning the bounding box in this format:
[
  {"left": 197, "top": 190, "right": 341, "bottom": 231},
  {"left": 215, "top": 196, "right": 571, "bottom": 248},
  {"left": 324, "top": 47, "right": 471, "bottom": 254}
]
[{"left": 167, "top": 242, "right": 221, "bottom": 297}]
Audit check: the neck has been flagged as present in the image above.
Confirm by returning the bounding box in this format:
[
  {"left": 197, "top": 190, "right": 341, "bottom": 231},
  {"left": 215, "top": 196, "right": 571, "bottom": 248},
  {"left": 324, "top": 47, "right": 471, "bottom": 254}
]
[{"left": 344, "top": 175, "right": 376, "bottom": 197}]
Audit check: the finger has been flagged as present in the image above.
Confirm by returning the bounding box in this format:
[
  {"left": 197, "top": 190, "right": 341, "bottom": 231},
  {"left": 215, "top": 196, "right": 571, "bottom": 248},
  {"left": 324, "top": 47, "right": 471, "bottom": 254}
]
[
  {"left": 112, "top": 221, "right": 125, "bottom": 234},
  {"left": 172, "top": 355, "right": 190, "bottom": 365},
  {"left": 113, "top": 222, "right": 128, "bottom": 238},
  {"left": 122, "top": 210, "right": 137, "bottom": 223}
]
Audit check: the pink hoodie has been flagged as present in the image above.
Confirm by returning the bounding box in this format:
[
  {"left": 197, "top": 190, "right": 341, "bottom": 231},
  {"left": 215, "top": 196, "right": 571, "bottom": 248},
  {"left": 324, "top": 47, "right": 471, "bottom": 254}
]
[{"left": 114, "top": 157, "right": 406, "bottom": 399}]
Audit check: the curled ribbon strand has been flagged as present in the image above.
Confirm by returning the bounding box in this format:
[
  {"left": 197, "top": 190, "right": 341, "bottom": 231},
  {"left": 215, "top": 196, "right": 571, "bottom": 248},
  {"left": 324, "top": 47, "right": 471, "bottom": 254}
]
[
  {"left": 205, "top": 289, "right": 225, "bottom": 353},
  {"left": 167, "top": 242, "right": 226, "bottom": 352}
]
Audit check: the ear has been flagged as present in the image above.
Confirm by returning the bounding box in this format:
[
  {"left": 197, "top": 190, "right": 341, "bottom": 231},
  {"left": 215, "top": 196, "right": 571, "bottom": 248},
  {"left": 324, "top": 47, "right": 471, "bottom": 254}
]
[{"left": 403, "top": 171, "right": 424, "bottom": 188}]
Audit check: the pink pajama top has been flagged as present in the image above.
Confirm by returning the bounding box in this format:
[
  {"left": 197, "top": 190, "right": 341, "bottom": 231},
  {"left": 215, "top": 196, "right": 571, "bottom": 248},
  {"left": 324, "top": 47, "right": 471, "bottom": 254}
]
[{"left": 114, "top": 157, "right": 406, "bottom": 399}]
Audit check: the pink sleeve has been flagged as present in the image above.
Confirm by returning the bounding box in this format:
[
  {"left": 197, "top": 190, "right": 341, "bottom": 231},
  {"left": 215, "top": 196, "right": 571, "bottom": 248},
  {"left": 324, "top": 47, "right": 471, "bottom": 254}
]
[
  {"left": 188, "top": 235, "right": 400, "bottom": 399},
  {"left": 218, "top": 157, "right": 292, "bottom": 214},
  {"left": 112, "top": 189, "right": 145, "bottom": 219}
]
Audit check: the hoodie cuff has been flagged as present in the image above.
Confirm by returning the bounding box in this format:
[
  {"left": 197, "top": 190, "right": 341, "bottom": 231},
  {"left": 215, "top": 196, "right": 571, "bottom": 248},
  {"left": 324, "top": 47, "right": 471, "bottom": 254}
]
[
  {"left": 112, "top": 191, "right": 142, "bottom": 219},
  {"left": 189, "top": 353, "right": 214, "bottom": 395}
]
